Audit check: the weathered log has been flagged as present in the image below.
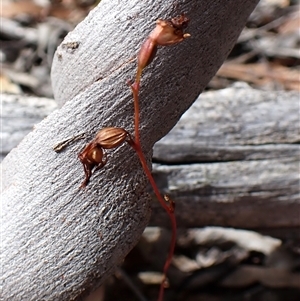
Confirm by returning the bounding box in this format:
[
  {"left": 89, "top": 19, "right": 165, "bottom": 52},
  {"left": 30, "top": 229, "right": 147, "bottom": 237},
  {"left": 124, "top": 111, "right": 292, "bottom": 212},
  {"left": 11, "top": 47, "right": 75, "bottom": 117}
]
[
  {"left": 2, "top": 83, "right": 299, "bottom": 234},
  {"left": 1, "top": 0, "right": 260, "bottom": 300},
  {"left": 151, "top": 83, "right": 300, "bottom": 234},
  {"left": 0, "top": 94, "right": 57, "bottom": 161}
]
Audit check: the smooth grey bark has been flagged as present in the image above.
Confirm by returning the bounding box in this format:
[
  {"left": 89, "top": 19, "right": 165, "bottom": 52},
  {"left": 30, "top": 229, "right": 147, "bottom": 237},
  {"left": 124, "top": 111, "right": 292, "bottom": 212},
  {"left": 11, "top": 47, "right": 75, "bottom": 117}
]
[{"left": 1, "top": 0, "right": 259, "bottom": 300}]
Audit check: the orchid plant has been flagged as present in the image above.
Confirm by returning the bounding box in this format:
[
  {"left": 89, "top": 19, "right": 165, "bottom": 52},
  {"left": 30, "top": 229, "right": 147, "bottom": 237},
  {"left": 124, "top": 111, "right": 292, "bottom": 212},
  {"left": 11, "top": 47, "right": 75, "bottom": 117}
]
[{"left": 78, "top": 14, "right": 190, "bottom": 301}]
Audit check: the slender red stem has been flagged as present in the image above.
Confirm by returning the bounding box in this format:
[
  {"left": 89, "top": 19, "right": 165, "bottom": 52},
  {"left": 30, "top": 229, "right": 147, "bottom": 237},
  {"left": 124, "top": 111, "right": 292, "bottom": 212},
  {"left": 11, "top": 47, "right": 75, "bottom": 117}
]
[
  {"left": 130, "top": 82, "right": 141, "bottom": 146},
  {"left": 128, "top": 80, "right": 177, "bottom": 301}
]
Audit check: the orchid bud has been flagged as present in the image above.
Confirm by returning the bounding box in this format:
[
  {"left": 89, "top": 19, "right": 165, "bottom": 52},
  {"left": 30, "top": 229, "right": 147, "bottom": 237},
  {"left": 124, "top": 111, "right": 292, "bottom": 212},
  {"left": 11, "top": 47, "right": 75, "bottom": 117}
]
[{"left": 95, "top": 127, "right": 130, "bottom": 149}]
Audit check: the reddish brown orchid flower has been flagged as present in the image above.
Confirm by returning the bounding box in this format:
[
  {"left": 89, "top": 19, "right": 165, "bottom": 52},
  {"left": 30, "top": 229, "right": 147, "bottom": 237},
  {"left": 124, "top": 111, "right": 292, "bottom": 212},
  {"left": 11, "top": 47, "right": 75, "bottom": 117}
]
[{"left": 78, "top": 127, "right": 132, "bottom": 187}]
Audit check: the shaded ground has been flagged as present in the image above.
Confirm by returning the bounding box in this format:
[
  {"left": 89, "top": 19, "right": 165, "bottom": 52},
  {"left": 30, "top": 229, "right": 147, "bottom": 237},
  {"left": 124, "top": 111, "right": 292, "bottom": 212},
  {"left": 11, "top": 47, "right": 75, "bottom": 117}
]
[{"left": 1, "top": 0, "right": 299, "bottom": 97}]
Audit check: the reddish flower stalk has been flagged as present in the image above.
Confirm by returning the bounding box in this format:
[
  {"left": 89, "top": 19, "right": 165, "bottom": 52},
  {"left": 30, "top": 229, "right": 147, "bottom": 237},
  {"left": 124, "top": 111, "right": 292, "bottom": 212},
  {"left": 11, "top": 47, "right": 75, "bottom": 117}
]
[
  {"left": 132, "top": 13, "right": 190, "bottom": 149},
  {"left": 126, "top": 136, "right": 176, "bottom": 301},
  {"left": 128, "top": 14, "right": 190, "bottom": 301},
  {"left": 128, "top": 82, "right": 141, "bottom": 146}
]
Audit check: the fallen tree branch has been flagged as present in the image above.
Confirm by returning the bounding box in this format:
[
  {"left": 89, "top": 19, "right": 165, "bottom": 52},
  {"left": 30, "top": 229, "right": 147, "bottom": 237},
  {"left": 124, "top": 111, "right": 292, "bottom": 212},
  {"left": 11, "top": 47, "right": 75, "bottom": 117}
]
[{"left": 151, "top": 83, "right": 300, "bottom": 234}]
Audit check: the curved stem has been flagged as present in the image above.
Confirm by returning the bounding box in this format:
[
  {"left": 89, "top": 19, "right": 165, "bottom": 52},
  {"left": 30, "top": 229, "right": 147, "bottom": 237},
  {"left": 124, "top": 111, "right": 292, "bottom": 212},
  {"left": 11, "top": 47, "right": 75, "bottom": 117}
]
[
  {"left": 128, "top": 141, "right": 176, "bottom": 301},
  {"left": 128, "top": 78, "right": 177, "bottom": 301}
]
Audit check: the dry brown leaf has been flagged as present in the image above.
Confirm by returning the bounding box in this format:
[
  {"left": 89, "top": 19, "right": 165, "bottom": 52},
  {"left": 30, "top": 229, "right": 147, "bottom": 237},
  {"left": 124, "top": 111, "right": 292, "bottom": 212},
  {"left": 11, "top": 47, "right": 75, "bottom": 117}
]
[
  {"left": 1, "top": 0, "right": 43, "bottom": 19},
  {"left": 216, "top": 62, "right": 300, "bottom": 91},
  {"left": 278, "top": 12, "right": 300, "bottom": 34},
  {"left": 0, "top": 0, "right": 88, "bottom": 23},
  {"left": 0, "top": 73, "right": 22, "bottom": 94}
]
